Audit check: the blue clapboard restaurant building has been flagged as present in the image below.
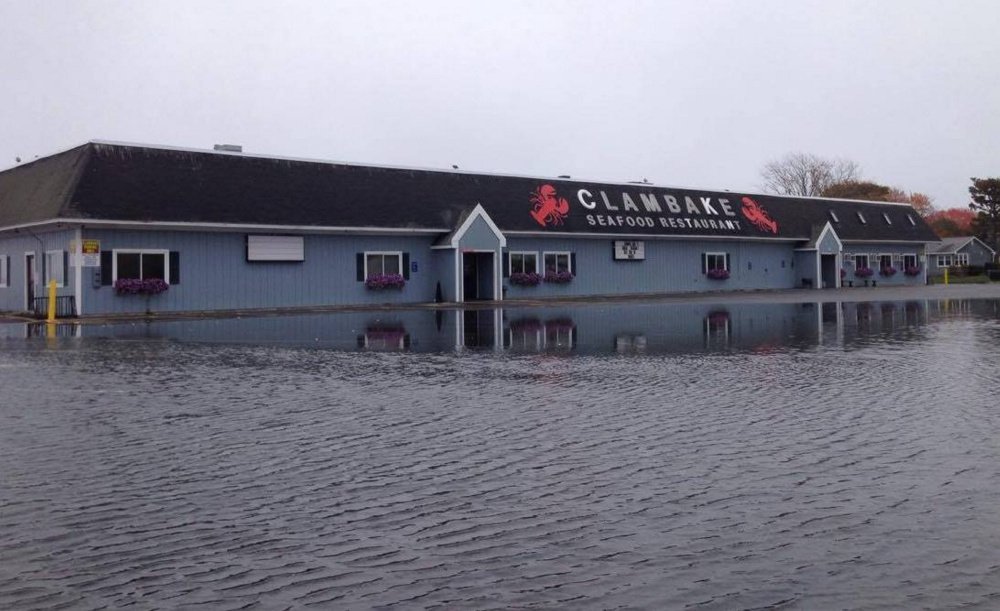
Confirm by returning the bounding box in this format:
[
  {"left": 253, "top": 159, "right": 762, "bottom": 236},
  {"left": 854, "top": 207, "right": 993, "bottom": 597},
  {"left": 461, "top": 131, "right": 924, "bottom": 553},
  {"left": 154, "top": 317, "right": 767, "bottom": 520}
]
[{"left": 0, "top": 142, "right": 939, "bottom": 317}]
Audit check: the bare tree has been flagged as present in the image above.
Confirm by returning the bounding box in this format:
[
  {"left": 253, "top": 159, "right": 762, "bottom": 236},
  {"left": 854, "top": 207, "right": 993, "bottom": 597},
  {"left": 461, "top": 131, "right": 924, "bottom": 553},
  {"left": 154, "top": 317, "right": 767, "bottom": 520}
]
[{"left": 760, "top": 153, "right": 862, "bottom": 197}]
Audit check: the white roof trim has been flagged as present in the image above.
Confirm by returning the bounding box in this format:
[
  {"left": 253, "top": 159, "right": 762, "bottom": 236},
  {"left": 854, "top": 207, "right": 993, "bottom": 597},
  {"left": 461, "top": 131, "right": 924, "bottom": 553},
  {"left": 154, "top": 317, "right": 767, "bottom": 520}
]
[
  {"left": 0, "top": 218, "right": 447, "bottom": 236},
  {"left": 504, "top": 230, "right": 801, "bottom": 242},
  {"left": 447, "top": 203, "right": 507, "bottom": 248},
  {"left": 815, "top": 221, "right": 843, "bottom": 252}
]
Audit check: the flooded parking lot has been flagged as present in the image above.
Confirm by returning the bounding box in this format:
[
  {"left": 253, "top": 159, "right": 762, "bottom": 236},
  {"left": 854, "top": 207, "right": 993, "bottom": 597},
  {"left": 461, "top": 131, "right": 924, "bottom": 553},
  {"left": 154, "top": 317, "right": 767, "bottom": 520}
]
[{"left": 2, "top": 298, "right": 1000, "bottom": 610}]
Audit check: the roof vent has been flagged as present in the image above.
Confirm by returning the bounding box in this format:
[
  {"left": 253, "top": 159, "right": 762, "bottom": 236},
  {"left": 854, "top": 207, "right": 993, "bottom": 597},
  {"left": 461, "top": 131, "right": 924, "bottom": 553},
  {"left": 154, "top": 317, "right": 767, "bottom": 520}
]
[{"left": 213, "top": 144, "right": 242, "bottom": 153}]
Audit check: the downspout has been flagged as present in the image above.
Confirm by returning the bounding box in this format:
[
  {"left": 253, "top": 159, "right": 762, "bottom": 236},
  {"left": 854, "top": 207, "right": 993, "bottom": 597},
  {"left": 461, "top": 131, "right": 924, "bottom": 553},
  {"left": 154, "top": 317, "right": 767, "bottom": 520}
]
[{"left": 73, "top": 227, "right": 82, "bottom": 316}]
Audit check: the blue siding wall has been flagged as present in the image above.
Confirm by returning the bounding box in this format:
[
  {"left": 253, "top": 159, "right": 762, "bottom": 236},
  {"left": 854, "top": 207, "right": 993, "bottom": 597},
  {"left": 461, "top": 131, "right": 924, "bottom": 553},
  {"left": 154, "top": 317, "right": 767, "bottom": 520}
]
[
  {"left": 82, "top": 229, "right": 440, "bottom": 315},
  {"left": 962, "top": 240, "right": 995, "bottom": 265},
  {"left": 431, "top": 250, "right": 457, "bottom": 302},
  {"left": 503, "top": 237, "right": 799, "bottom": 298},
  {"left": 0, "top": 229, "right": 76, "bottom": 313},
  {"left": 459, "top": 216, "right": 502, "bottom": 251},
  {"left": 794, "top": 251, "right": 815, "bottom": 288}
]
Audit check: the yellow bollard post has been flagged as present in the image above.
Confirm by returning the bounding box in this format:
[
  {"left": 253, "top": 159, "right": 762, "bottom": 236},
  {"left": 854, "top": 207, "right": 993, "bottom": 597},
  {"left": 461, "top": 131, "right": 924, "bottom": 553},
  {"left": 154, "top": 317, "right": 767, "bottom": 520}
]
[
  {"left": 944, "top": 267, "right": 949, "bottom": 286},
  {"left": 47, "top": 279, "right": 57, "bottom": 322}
]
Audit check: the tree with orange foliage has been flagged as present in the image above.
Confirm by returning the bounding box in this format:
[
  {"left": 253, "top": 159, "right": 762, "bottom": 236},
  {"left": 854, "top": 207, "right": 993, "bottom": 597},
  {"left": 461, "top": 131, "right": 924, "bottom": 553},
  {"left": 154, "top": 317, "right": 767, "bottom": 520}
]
[{"left": 925, "top": 208, "right": 975, "bottom": 237}]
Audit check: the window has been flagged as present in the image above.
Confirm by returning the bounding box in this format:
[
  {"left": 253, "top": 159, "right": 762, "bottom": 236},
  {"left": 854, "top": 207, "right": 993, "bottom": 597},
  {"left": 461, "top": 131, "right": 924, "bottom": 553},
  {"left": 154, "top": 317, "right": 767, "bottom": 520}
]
[
  {"left": 829, "top": 210, "right": 840, "bottom": 222},
  {"left": 113, "top": 250, "right": 169, "bottom": 282},
  {"left": 543, "top": 252, "right": 571, "bottom": 274},
  {"left": 936, "top": 255, "right": 952, "bottom": 267},
  {"left": 878, "top": 254, "right": 893, "bottom": 270},
  {"left": 704, "top": 252, "right": 728, "bottom": 272},
  {"left": 856, "top": 212, "right": 867, "bottom": 224},
  {"left": 903, "top": 254, "right": 918, "bottom": 270},
  {"left": 883, "top": 213, "right": 892, "bottom": 225},
  {"left": 854, "top": 254, "right": 870, "bottom": 270},
  {"left": 44, "top": 250, "right": 67, "bottom": 287},
  {"left": 956, "top": 253, "right": 969, "bottom": 266},
  {"left": 0, "top": 255, "right": 8, "bottom": 287},
  {"left": 509, "top": 252, "right": 538, "bottom": 274},
  {"left": 364, "top": 252, "right": 402, "bottom": 277}
]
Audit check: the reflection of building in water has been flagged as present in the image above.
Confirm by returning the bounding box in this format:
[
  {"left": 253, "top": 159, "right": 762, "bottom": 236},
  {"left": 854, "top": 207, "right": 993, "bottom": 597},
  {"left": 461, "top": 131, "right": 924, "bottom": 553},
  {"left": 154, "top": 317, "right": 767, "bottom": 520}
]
[
  {"left": 357, "top": 324, "right": 410, "bottom": 351},
  {"left": 504, "top": 316, "right": 577, "bottom": 352},
  {"left": 18, "top": 298, "right": 999, "bottom": 355},
  {"left": 703, "top": 310, "right": 730, "bottom": 349}
]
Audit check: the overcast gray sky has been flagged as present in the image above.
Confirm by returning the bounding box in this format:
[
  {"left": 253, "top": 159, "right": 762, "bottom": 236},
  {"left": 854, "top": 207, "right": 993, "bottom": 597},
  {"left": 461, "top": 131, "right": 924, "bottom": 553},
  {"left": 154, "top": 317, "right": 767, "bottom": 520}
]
[{"left": 2, "top": 0, "right": 997, "bottom": 208}]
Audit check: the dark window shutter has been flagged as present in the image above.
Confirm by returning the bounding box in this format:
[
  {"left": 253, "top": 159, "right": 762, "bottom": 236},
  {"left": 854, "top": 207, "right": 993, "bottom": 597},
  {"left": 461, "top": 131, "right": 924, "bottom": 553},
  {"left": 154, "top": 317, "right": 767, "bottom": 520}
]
[
  {"left": 41, "top": 253, "right": 46, "bottom": 284},
  {"left": 356, "top": 253, "right": 364, "bottom": 281},
  {"left": 502, "top": 250, "right": 509, "bottom": 278},
  {"left": 701, "top": 253, "right": 707, "bottom": 274},
  {"left": 725, "top": 253, "right": 731, "bottom": 271},
  {"left": 169, "top": 251, "right": 180, "bottom": 284},
  {"left": 570, "top": 252, "right": 577, "bottom": 276},
  {"left": 101, "top": 251, "right": 113, "bottom": 285},
  {"left": 402, "top": 252, "right": 410, "bottom": 280},
  {"left": 62, "top": 251, "right": 68, "bottom": 285}
]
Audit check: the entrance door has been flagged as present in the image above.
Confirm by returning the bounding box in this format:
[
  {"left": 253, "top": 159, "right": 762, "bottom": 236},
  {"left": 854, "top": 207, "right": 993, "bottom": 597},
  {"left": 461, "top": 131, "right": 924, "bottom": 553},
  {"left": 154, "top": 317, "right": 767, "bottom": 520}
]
[
  {"left": 462, "top": 252, "right": 495, "bottom": 301},
  {"left": 25, "top": 253, "right": 35, "bottom": 310},
  {"left": 820, "top": 254, "right": 838, "bottom": 288}
]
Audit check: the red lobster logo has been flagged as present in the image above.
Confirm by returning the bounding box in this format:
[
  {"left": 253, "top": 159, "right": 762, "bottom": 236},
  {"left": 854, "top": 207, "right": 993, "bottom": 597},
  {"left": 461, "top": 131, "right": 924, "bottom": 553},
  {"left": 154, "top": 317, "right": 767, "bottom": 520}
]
[
  {"left": 530, "top": 184, "right": 570, "bottom": 227},
  {"left": 741, "top": 196, "right": 779, "bottom": 234}
]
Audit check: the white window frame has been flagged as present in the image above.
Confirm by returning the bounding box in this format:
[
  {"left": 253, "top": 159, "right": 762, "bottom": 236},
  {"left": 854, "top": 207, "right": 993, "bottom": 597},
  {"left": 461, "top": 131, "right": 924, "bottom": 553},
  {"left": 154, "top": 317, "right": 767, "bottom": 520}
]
[
  {"left": 854, "top": 254, "right": 870, "bottom": 269},
  {"left": 0, "top": 255, "right": 8, "bottom": 288},
  {"left": 705, "top": 252, "right": 728, "bottom": 272},
  {"left": 878, "top": 253, "right": 893, "bottom": 269},
  {"left": 363, "top": 251, "right": 403, "bottom": 278},
  {"left": 543, "top": 251, "right": 572, "bottom": 274},
  {"left": 44, "top": 250, "right": 66, "bottom": 288},
  {"left": 903, "top": 253, "right": 918, "bottom": 269},
  {"left": 509, "top": 251, "right": 539, "bottom": 275},
  {"left": 956, "top": 253, "right": 969, "bottom": 266},
  {"left": 856, "top": 211, "right": 867, "bottom": 224},
  {"left": 936, "top": 254, "right": 952, "bottom": 267},
  {"left": 112, "top": 249, "right": 170, "bottom": 283}
]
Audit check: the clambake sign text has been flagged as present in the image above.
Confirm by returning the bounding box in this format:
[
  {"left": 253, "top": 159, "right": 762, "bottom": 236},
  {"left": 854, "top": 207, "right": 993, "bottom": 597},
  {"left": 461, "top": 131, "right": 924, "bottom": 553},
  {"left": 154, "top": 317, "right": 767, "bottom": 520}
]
[{"left": 529, "top": 184, "right": 780, "bottom": 235}]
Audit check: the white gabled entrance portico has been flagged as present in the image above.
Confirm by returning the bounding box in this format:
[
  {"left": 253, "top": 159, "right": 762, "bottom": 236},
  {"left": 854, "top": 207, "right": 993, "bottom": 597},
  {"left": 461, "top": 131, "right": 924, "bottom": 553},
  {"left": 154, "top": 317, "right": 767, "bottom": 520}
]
[{"left": 430, "top": 203, "right": 507, "bottom": 303}]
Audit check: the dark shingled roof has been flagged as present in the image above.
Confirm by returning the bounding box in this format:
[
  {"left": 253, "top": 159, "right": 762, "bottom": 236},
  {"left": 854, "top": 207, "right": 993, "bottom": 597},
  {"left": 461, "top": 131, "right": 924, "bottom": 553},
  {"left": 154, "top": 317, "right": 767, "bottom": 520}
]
[{"left": 0, "top": 141, "right": 939, "bottom": 243}]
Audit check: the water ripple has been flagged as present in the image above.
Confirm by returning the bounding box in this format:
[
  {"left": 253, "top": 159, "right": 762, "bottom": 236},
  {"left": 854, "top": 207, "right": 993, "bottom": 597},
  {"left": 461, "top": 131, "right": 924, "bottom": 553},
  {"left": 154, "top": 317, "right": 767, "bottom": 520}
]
[{"left": 2, "top": 304, "right": 1000, "bottom": 609}]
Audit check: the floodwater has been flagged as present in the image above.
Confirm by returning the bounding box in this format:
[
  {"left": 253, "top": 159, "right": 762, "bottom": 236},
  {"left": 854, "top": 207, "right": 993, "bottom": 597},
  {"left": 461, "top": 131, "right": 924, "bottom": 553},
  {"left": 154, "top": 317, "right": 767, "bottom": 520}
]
[{"left": 2, "top": 298, "right": 1000, "bottom": 610}]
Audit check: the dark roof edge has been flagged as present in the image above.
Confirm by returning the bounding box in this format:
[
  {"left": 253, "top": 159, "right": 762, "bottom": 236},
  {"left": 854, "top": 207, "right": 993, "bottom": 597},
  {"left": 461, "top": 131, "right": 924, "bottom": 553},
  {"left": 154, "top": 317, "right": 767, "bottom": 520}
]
[
  {"left": 81, "top": 140, "right": 920, "bottom": 209},
  {"left": 0, "top": 142, "right": 92, "bottom": 174}
]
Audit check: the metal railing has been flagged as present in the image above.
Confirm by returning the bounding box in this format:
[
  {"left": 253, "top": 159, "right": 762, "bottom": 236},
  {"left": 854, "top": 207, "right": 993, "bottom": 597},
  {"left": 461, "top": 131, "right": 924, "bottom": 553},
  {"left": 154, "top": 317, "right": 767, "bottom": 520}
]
[{"left": 30, "top": 296, "right": 77, "bottom": 319}]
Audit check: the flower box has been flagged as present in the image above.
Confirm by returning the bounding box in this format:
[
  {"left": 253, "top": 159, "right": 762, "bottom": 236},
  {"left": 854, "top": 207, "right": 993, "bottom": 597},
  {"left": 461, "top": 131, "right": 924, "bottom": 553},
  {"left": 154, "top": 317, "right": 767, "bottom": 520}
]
[
  {"left": 114, "top": 278, "right": 169, "bottom": 295},
  {"left": 365, "top": 273, "right": 405, "bottom": 290},
  {"left": 904, "top": 266, "right": 921, "bottom": 276},
  {"left": 706, "top": 268, "right": 730, "bottom": 280},
  {"left": 879, "top": 266, "right": 897, "bottom": 277},
  {"left": 510, "top": 272, "right": 543, "bottom": 286},
  {"left": 854, "top": 267, "right": 874, "bottom": 278},
  {"left": 544, "top": 271, "right": 574, "bottom": 284}
]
